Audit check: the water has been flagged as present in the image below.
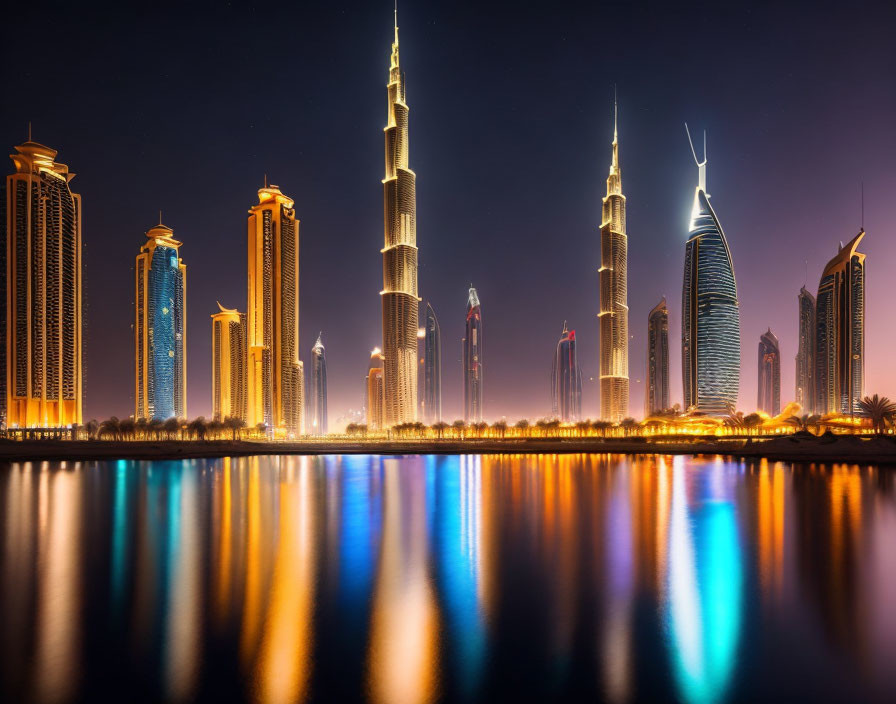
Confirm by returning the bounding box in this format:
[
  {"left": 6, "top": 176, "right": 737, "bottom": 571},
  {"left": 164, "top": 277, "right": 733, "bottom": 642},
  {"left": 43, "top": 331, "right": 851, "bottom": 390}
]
[{"left": 1, "top": 454, "right": 895, "bottom": 703}]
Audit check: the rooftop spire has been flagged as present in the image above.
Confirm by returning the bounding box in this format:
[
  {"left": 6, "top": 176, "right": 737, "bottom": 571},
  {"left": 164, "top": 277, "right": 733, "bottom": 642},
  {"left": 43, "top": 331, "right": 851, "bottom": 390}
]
[
  {"left": 685, "top": 123, "right": 707, "bottom": 194},
  {"left": 394, "top": 0, "right": 399, "bottom": 45}
]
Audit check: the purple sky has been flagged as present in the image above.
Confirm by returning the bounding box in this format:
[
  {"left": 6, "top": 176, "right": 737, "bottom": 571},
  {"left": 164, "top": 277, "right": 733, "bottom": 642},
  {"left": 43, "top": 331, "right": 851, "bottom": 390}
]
[{"left": 2, "top": 1, "right": 894, "bottom": 423}]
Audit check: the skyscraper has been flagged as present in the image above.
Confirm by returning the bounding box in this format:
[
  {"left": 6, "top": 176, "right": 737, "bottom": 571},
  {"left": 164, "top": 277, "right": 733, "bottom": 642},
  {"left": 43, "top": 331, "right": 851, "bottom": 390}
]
[
  {"left": 423, "top": 302, "right": 441, "bottom": 424},
  {"left": 310, "top": 333, "right": 328, "bottom": 434},
  {"left": 815, "top": 230, "right": 865, "bottom": 416},
  {"left": 381, "top": 8, "right": 419, "bottom": 427},
  {"left": 598, "top": 97, "right": 629, "bottom": 422},
  {"left": 463, "top": 286, "right": 483, "bottom": 423},
  {"left": 681, "top": 127, "right": 740, "bottom": 415},
  {"left": 135, "top": 221, "right": 186, "bottom": 421},
  {"left": 247, "top": 184, "right": 303, "bottom": 435},
  {"left": 551, "top": 322, "right": 583, "bottom": 422},
  {"left": 795, "top": 286, "right": 816, "bottom": 413},
  {"left": 211, "top": 303, "right": 247, "bottom": 422},
  {"left": 757, "top": 328, "right": 781, "bottom": 416},
  {"left": 366, "top": 348, "right": 385, "bottom": 431},
  {"left": 2, "top": 138, "right": 83, "bottom": 428},
  {"left": 645, "top": 298, "right": 670, "bottom": 417}
]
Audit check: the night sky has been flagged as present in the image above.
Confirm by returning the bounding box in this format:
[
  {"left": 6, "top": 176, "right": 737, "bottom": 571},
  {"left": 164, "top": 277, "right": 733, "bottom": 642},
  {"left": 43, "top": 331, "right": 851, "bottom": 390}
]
[{"left": 2, "top": 1, "right": 894, "bottom": 424}]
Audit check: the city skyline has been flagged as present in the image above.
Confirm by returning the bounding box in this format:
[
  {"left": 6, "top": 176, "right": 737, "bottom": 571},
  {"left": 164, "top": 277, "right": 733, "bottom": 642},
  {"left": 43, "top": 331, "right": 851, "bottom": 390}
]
[{"left": 2, "top": 2, "right": 893, "bottom": 424}]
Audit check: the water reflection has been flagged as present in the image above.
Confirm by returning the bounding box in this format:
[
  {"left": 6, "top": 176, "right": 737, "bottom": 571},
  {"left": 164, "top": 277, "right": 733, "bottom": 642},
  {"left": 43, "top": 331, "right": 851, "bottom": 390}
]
[{"left": 0, "top": 455, "right": 895, "bottom": 703}]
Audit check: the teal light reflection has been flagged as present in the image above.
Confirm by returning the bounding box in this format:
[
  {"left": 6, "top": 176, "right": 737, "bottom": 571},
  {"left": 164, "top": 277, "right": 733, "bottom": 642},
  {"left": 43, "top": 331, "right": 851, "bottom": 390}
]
[{"left": 110, "top": 460, "right": 132, "bottom": 618}]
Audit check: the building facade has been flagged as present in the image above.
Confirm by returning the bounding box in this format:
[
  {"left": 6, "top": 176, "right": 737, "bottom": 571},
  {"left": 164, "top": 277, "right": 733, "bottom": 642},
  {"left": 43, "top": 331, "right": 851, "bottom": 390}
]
[
  {"left": 211, "top": 303, "right": 246, "bottom": 422},
  {"left": 463, "top": 286, "right": 483, "bottom": 423},
  {"left": 598, "top": 100, "right": 629, "bottom": 422},
  {"left": 310, "top": 333, "right": 328, "bottom": 434},
  {"left": 2, "top": 139, "right": 83, "bottom": 428},
  {"left": 757, "top": 328, "right": 781, "bottom": 416},
  {"left": 423, "top": 302, "right": 441, "bottom": 424},
  {"left": 645, "top": 298, "right": 670, "bottom": 417},
  {"left": 366, "top": 348, "right": 385, "bottom": 431},
  {"left": 381, "top": 11, "right": 419, "bottom": 427},
  {"left": 815, "top": 230, "right": 865, "bottom": 416},
  {"left": 681, "top": 128, "right": 740, "bottom": 415},
  {"left": 247, "top": 184, "right": 303, "bottom": 435},
  {"left": 551, "top": 322, "right": 583, "bottom": 422},
  {"left": 135, "top": 222, "right": 186, "bottom": 421},
  {"left": 795, "top": 286, "right": 816, "bottom": 413}
]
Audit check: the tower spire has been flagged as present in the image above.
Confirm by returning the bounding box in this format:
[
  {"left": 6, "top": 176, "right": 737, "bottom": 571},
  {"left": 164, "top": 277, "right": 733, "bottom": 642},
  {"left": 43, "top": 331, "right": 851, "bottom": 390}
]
[
  {"left": 685, "top": 123, "right": 707, "bottom": 194},
  {"left": 394, "top": 0, "right": 399, "bottom": 45}
]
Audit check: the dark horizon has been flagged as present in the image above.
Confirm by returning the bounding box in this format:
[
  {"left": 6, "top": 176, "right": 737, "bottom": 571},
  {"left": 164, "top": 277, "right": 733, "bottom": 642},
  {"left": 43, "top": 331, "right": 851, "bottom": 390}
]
[{"left": 2, "top": 0, "right": 894, "bottom": 424}]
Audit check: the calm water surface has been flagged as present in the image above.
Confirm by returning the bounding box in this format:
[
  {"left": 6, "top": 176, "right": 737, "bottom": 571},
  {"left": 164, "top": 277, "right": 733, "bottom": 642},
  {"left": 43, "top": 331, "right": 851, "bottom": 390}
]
[{"left": 1, "top": 454, "right": 895, "bottom": 703}]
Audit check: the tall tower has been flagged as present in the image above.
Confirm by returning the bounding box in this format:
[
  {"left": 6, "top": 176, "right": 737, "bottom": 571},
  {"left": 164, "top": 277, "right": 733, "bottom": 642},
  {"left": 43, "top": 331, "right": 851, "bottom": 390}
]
[
  {"left": 2, "top": 139, "right": 83, "bottom": 428},
  {"left": 757, "top": 328, "right": 781, "bottom": 416},
  {"left": 551, "top": 322, "right": 583, "bottom": 422},
  {"left": 247, "top": 184, "right": 303, "bottom": 435},
  {"left": 645, "top": 298, "right": 670, "bottom": 417},
  {"left": 423, "top": 302, "right": 441, "bottom": 424},
  {"left": 681, "top": 126, "right": 740, "bottom": 415},
  {"left": 463, "top": 286, "right": 483, "bottom": 423},
  {"left": 366, "top": 348, "right": 385, "bottom": 431},
  {"left": 381, "top": 6, "right": 419, "bottom": 426},
  {"left": 815, "top": 230, "right": 865, "bottom": 416},
  {"left": 135, "top": 221, "right": 186, "bottom": 421},
  {"left": 211, "top": 302, "right": 246, "bottom": 422},
  {"left": 598, "top": 96, "right": 629, "bottom": 422},
  {"left": 795, "top": 286, "right": 816, "bottom": 413},
  {"left": 310, "top": 333, "right": 328, "bottom": 434}
]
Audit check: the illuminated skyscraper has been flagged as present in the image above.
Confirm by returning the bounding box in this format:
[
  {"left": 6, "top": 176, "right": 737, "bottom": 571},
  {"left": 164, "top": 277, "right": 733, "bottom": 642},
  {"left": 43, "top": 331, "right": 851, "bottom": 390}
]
[
  {"left": 211, "top": 303, "right": 246, "bottom": 422},
  {"left": 757, "top": 329, "right": 781, "bottom": 416},
  {"left": 366, "top": 348, "right": 385, "bottom": 431},
  {"left": 423, "top": 302, "right": 441, "bottom": 424},
  {"left": 681, "top": 127, "right": 740, "bottom": 415},
  {"left": 598, "top": 98, "right": 629, "bottom": 422},
  {"left": 795, "top": 286, "right": 816, "bottom": 412},
  {"left": 310, "top": 333, "right": 328, "bottom": 434},
  {"left": 247, "top": 184, "right": 303, "bottom": 435},
  {"left": 135, "top": 221, "right": 186, "bottom": 421},
  {"left": 2, "top": 139, "right": 83, "bottom": 428},
  {"left": 551, "top": 322, "right": 582, "bottom": 422},
  {"left": 463, "top": 286, "right": 483, "bottom": 423},
  {"left": 381, "top": 8, "right": 419, "bottom": 426},
  {"left": 645, "top": 298, "right": 669, "bottom": 416},
  {"left": 815, "top": 230, "right": 865, "bottom": 415}
]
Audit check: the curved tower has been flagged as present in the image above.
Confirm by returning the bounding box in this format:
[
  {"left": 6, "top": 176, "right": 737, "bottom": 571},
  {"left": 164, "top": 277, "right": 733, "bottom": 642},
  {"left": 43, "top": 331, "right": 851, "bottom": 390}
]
[
  {"left": 681, "top": 127, "right": 740, "bottom": 415},
  {"left": 598, "top": 97, "right": 629, "bottom": 421},
  {"left": 423, "top": 302, "right": 441, "bottom": 424},
  {"left": 645, "top": 298, "right": 669, "bottom": 417},
  {"left": 310, "top": 333, "right": 328, "bottom": 434},
  {"left": 463, "top": 286, "right": 483, "bottom": 423},
  {"left": 381, "top": 7, "right": 419, "bottom": 426}
]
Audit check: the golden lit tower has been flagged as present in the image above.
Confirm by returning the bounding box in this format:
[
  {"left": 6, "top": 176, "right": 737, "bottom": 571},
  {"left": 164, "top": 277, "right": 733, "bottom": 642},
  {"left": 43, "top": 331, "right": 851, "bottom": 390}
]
[
  {"left": 598, "top": 96, "right": 629, "bottom": 421},
  {"left": 247, "top": 184, "right": 304, "bottom": 435},
  {"left": 381, "top": 6, "right": 419, "bottom": 426},
  {"left": 211, "top": 302, "right": 247, "bottom": 422},
  {"left": 366, "top": 348, "right": 385, "bottom": 431},
  {"left": 2, "top": 138, "right": 83, "bottom": 428},
  {"left": 135, "top": 221, "right": 187, "bottom": 421}
]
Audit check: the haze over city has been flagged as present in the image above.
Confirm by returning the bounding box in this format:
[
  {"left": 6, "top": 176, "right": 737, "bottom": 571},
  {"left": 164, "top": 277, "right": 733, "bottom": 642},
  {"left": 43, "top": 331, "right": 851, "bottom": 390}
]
[{"left": 2, "top": 0, "right": 893, "bottom": 423}]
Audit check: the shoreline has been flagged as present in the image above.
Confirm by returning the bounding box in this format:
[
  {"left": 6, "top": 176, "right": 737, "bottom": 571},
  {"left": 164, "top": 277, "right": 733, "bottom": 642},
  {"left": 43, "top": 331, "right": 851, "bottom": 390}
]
[{"left": 2, "top": 434, "right": 896, "bottom": 465}]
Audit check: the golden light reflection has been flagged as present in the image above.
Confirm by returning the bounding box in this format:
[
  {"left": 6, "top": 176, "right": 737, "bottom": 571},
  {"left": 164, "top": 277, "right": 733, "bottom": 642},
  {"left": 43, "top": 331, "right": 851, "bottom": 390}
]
[{"left": 757, "top": 460, "right": 786, "bottom": 599}]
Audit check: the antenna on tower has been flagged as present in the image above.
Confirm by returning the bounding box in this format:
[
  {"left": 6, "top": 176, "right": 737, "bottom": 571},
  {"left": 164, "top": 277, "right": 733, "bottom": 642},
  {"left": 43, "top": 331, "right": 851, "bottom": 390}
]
[
  {"left": 613, "top": 84, "right": 618, "bottom": 142},
  {"left": 804, "top": 259, "right": 808, "bottom": 287},
  {"left": 861, "top": 180, "right": 864, "bottom": 231},
  {"left": 394, "top": 0, "right": 399, "bottom": 42},
  {"left": 685, "top": 123, "right": 707, "bottom": 193},
  {"left": 27, "top": 121, "right": 32, "bottom": 141},
  {"left": 264, "top": 173, "right": 267, "bottom": 188},
  {"left": 159, "top": 210, "right": 162, "bottom": 225}
]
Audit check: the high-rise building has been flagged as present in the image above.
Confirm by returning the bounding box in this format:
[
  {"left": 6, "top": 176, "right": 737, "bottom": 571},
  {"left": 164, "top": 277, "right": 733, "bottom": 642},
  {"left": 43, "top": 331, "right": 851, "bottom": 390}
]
[
  {"left": 757, "top": 328, "right": 781, "bottom": 416},
  {"left": 423, "top": 302, "right": 441, "bottom": 424},
  {"left": 463, "top": 286, "right": 483, "bottom": 423},
  {"left": 310, "top": 333, "right": 328, "bottom": 434},
  {"left": 247, "top": 184, "right": 303, "bottom": 435},
  {"left": 381, "top": 8, "right": 419, "bottom": 427},
  {"left": 681, "top": 127, "right": 740, "bottom": 415},
  {"left": 135, "top": 221, "right": 186, "bottom": 421},
  {"left": 2, "top": 139, "right": 83, "bottom": 428},
  {"left": 598, "top": 97, "right": 629, "bottom": 422},
  {"left": 815, "top": 230, "right": 865, "bottom": 416},
  {"left": 551, "top": 322, "right": 582, "bottom": 422},
  {"left": 795, "top": 286, "right": 816, "bottom": 413},
  {"left": 366, "top": 348, "right": 385, "bottom": 431},
  {"left": 211, "top": 303, "right": 246, "bottom": 422},
  {"left": 645, "top": 298, "right": 670, "bottom": 417}
]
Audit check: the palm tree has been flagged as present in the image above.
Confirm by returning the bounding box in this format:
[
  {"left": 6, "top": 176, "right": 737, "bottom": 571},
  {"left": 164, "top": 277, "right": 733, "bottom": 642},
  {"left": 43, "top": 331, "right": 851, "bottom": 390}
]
[
  {"left": 433, "top": 421, "right": 449, "bottom": 439},
  {"left": 744, "top": 413, "right": 763, "bottom": 436},
  {"left": 492, "top": 420, "right": 508, "bottom": 439},
  {"left": 119, "top": 418, "right": 136, "bottom": 440},
  {"left": 98, "top": 417, "right": 121, "bottom": 440},
  {"left": 590, "top": 420, "right": 611, "bottom": 437},
  {"left": 162, "top": 417, "right": 180, "bottom": 440},
  {"left": 188, "top": 417, "right": 208, "bottom": 441},
  {"left": 452, "top": 420, "right": 466, "bottom": 439},
  {"left": 148, "top": 418, "right": 164, "bottom": 441},
  {"left": 85, "top": 419, "right": 99, "bottom": 440},
  {"left": 785, "top": 413, "right": 821, "bottom": 434},
  {"left": 514, "top": 419, "right": 530, "bottom": 436},
  {"left": 255, "top": 422, "right": 268, "bottom": 439},
  {"left": 858, "top": 394, "right": 896, "bottom": 435},
  {"left": 620, "top": 417, "right": 639, "bottom": 437}
]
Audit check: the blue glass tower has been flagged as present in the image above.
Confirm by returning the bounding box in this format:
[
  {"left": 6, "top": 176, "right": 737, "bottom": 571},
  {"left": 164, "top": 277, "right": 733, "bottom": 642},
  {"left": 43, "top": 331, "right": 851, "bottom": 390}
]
[
  {"left": 681, "top": 128, "right": 740, "bottom": 415},
  {"left": 135, "top": 222, "right": 186, "bottom": 421}
]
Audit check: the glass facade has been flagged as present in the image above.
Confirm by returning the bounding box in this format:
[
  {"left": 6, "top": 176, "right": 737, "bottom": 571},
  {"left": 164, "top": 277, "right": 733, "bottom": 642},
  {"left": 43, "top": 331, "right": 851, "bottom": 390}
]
[
  {"left": 310, "top": 335, "right": 328, "bottom": 434},
  {"left": 423, "top": 302, "right": 441, "bottom": 424},
  {"left": 463, "top": 287, "right": 483, "bottom": 423},
  {"left": 757, "top": 329, "right": 780, "bottom": 416},
  {"left": 551, "top": 323, "right": 582, "bottom": 422},
  {"left": 645, "top": 298, "right": 669, "bottom": 416},
  {"left": 795, "top": 286, "right": 816, "bottom": 412}
]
